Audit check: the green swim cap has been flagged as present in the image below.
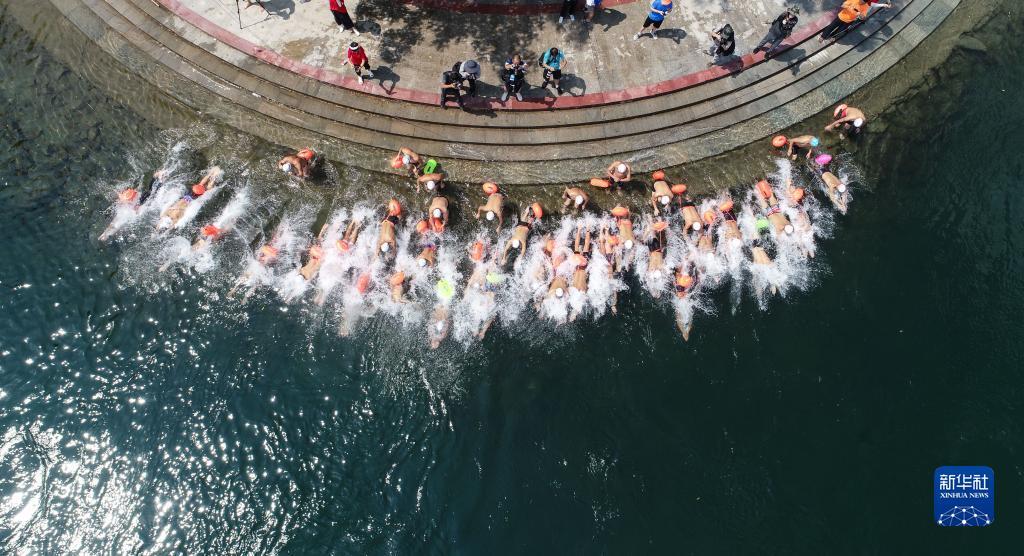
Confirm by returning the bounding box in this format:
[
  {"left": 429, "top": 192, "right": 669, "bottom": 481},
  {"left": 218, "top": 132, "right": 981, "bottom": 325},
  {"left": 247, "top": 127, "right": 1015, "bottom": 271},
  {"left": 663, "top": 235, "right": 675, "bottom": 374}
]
[
  {"left": 436, "top": 279, "right": 454, "bottom": 301},
  {"left": 756, "top": 217, "right": 771, "bottom": 232},
  {"left": 423, "top": 159, "right": 438, "bottom": 174},
  {"left": 485, "top": 272, "right": 503, "bottom": 285}
]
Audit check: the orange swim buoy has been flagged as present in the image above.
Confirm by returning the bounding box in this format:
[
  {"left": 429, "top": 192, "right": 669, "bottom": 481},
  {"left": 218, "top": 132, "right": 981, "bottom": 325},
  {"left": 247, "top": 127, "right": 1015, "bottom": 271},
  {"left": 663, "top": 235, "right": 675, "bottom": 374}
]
[
  {"left": 387, "top": 198, "right": 402, "bottom": 217},
  {"left": 530, "top": 202, "right": 544, "bottom": 220},
  {"left": 791, "top": 187, "right": 806, "bottom": 203},
  {"left": 415, "top": 220, "right": 429, "bottom": 234},
  {"left": 470, "top": 241, "right": 485, "bottom": 261},
  {"left": 756, "top": 180, "right": 773, "bottom": 199},
  {"left": 676, "top": 274, "right": 694, "bottom": 288},
  {"left": 671, "top": 183, "right": 687, "bottom": 195},
  {"left": 390, "top": 155, "right": 403, "bottom": 169},
  {"left": 834, "top": 104, "right": 849, "bottom": 119},
  {"left": 719, "top": 200, "right": 734, "bottom": 213},
  {"left": 702, "top": 210, "right": 716, "bottom": 225},
  {"left": 771, "top": 135, "right": 788, "bottom": 148},
  {"left": 259, "top": 245, "right": 279, "bottom": 260},
  {"left": 356, "top": 273, "right": 371, "bottom": 294},
  {"left": 336, "top": 239, "right": 351, "bottom": 252},
  {"left": 118, "top": 188, "right": 138, "bottom": 203},
  {"left": 201, "top": 224, "right": 220, "bottom": 238},
  {"left": 297, "top": 148, "right": 316, "bottom": 161},
  {"left": 652, "top": 221, "right": 668, "bottom": 233},
  {"left": 652, "top": 170, "right": 666, "bottom": 181},
  {"left": 192, "top": 182, "right": 207, "bottom": 196},
  {"left": 610, "top": 205, "right": 629, "bottom": 218},
  {"left": 590, "top": 178, "right": 611, "bottom": 189},
  {"left": 309, "top": 245, "right": 324, "bottom": 260},
  {"left": 389, "top": 272, "right": 406, "bottom": 287},
  {"left": 482, "top": 182, "right": 499, "bottom": 195}
]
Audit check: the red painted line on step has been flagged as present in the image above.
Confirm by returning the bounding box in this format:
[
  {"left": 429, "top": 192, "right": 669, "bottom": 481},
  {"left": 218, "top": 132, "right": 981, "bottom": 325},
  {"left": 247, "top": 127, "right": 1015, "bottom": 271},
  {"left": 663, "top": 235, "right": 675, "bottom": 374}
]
[{"left": 156, "top": 0, "right": 836, "bottom": 111}]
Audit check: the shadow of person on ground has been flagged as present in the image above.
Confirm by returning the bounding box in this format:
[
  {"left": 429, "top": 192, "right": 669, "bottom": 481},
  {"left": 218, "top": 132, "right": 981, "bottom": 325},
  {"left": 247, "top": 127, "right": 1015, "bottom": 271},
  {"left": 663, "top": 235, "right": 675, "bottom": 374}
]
[
  {"left": 594, "top": 8, "right": 627, "bottom": 32},
  {"left": 558, "top": 74, "right": 587, "bottom": 97},
  {"left": 357, "top": 19, "right": 383, "bottom": 37},
  {"left": 259, "top": 0, "right": 296, "bottom": 20},
  {"left": 709, "top": 54, "right": 745, "bottom": 77},
  {"left": 372, "top": 65, "right": 400, "bottom": 95},
  {"left": 776, "top": 47, "right": 807, "bottom": 75},
  {"left": 654, "top": 28, "right": 687, "bottom": 44}
]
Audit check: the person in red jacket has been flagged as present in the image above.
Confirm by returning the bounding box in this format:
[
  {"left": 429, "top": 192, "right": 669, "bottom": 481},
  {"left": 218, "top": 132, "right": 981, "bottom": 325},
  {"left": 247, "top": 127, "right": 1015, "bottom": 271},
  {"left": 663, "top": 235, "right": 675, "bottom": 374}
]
[
  {"left": 329, "top": 0, "right": 359, "bottom": 35},
  {"left": 343, "top": 42, "right": 373, "bottom": 84}
]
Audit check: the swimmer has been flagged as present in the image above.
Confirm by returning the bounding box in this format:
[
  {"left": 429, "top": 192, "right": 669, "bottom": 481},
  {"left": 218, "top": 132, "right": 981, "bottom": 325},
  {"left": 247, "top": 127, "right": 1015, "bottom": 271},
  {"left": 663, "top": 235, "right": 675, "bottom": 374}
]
[
  {"left": 427, "top": 195, "right": 449, "bottom": 233},
  {"left": 299, "top": 222, "right": 334, "bottom": 282},
  {"left": 392, "top": 147, "right": 423, "bottom": 177},
  {"left": 606, "top": 160, "right": 632, "bottom": 188},
  {"left": 784, "top": 180, "right": 814, "bottom": 238},
  {"left": 157, "top": 166, "right": 223, "bottom": 229},
  {"left": 644, "top": 218, "right": 669, "bottom": 298},
  {"left": 540, "top": 276, "right": 569, "bottom": 319},
  {"left": 100, "top": 169, "right": 171, "bottom": 241},
  {"left": 753, "top": 179, "right": 794, "bottom": 237},
  {"left": 651, "top": 179, "right": 674, "bottom": 216},
  {"left": 228, "top": 229, "right": 287, "bottom": 299},
  {"left": 679, "top": 192, "right": 703, "bottom": 236},
  {"left": 717, "top": 199, "right": 743, "bottom": 244},
  {"left": 673, "top": 267, "right": 696, "bottom": 341},
  {"left": 597, "top": 223, "right": 622, "bottom": 314},
  {"left": 824, "top": 104, "right": 867, "bottom": 138},
  {"left": 389, "top": 272, "right": 408, "bottom": 303},
  {"left": 376, "top": 200, "right": 401, "bottom": 260},
  {"left": 417, "top": 172, "right": 446, "bottom": 193},
  {"left": 749, "top": 218, "right": 778, "bottom": 291},
  {"left": 416, "top": 244, "right": 437, "bottom": 268},
  {"left": 562, "top": 187, "right": 589, "bottom": 213},
  {"left": 500, "top": 206, "right": 536, "bottom": 265},
  {"left": 569, "top": 225, "right": 592, "bottom": 321},
  {"left": 786, "top": 135, "right": 820, "bottom": 160},
  {"left": 696, "top": 209, "right": 717, "bottom": 253},
  {"left": 277, "top": 148, "right": 316, "bottom": 178},
  {"left": 333, "top": 219, "right": 362, "bottom": 256},
  {"left": 819, "top": 169, "right": 849, "bottom": 212},
  {"left": 476, "top": 191, "right": 504, "bottom": 230},
  {"left": 613, "top": 206, "right": 637, "bottom": 256},
  {"left": 428, "top": 303, "right": 450, "bottom": 349}
]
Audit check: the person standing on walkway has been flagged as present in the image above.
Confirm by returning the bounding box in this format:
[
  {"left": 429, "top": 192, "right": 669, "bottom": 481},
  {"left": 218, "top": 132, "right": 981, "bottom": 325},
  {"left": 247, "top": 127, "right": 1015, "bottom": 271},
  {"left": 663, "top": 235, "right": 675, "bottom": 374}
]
[
  {"left": 501, "top": 54, "right": 528, "bottom": 102},
  {"left": 328, "top": 0, "right": 359, "bottom": 35},
  {"left": 539, "top": 47, "right": 566, "bottom": 95},
  {"left": 707, "top": 23, "right": 736, "bottom": 65},
  {"left": 819, "top": 1, "right": 892, "bottom": 43},
  {"left": 585, "top": 0, "right": 602, "bottom": 23},
  {"left": 342, "top": 42, "right": 373, "bottom": 84},
  {"left": 752, "top": 6, "right": 799, "bottom": 59},
  {"left": 453, "top": 60, "right": 481, "bottom": 97},
  {"left": 558, "top": 0, "right": 576, "bottom": 25},
  {"left": 634, "top": 0, "right": 673, "bottom": 40},
  {"left": 439, "top": 68, "right": 464, "bottom": 109}
]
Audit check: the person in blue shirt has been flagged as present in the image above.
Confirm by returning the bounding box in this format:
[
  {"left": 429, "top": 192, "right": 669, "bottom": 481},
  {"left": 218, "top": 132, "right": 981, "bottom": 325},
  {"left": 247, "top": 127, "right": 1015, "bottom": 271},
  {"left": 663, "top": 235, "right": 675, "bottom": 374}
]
[
  {"left": 634, "top": 0, "right": 673, "bottom": 40},
  {"left": 540, "top": 47, "right": 567, "bottom": 95}
]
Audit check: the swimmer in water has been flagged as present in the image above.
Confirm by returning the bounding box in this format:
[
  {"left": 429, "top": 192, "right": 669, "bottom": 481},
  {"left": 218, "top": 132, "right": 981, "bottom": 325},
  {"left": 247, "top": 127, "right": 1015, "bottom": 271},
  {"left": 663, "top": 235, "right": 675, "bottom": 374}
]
[
  {"left": 389, "top": 272, "right": 408, "bottom": 303},
  {"left": 277, "top": 148, "right": 316, "bottom": 178},
  {"left": 540, "top": 275, "right": 570, "bottom": 321},
  {"left": 818, "top": 167, "right": 849, "bottom": 212},
  {"left": 157, "top": 166, "right": 223, "bottom": 229},
  {"left": 696, "top": 208, "right": 717, "bottom": 254},
  {"left": 679, "top": 190, "right": 704, "bottom": 237},
  {"left": 673, "top": 266, "right": 696, "bottom": 341},
  {"left": 611, "top": 206, "right": 637, "bottom": 268},
  {"left": 393, "top": 147, "right": 424, "bottom": 177},
  {"left": 753, "top": 179, "right": 795, "bottom": 238},
  {"left": 417, "top": 172, "right": 446, "bottom": 193},
  {"left": 500, "top": 205, "right": 538, "bottom": 265},
  {"left": 376, "top": 199, "right": 401, "bottom": 260},
  {"left": 824, "top": 104, "right": 866, "bottom": 138},
  {"left": 749, "top": 217, "right": 778, "bottom": 295},
  {"left": 228, "top": 228, "right": 287, "bottom": 299},
  {"left": 100, "top": 168, "right": 171, "bottom": 241},
  {"left": 429, "top": 278, "right": 455, "bottom": 348},
  {"left": 416, "top": 241, "right": 437, "bottom": 269},
  {"left": 651, "top": 179, "right": 674, "bottom": 216},
  {"left": 298, "top": 222, "right": 334, "bottom": 282},
  {"left": 783, "top": 182, "right": 815, "bottom": 258},
  {"left": 312, "top": 219, "right": 362, "bottom": 305},
  {"left": 598, "top": 222, "right": 622, "bottom": 314},
  {"left": 717, "top": 199, "right": 743, "bottom": 243},
  {"left": 427, "top": 195, "right": 449, "bottom": 233},
  {"left": 562, "top": 187, "right": 589, "bottom": 213},
  {"left": 787, "top": 135, "right": 820, "bottom": 160},
  {"left": 569, "top": 224, "right": 592, "bottom": 321},
  {"left": 606, "top": 160, "right": 632, "bottom": 189},
  {"left": 476, "top": 191, "right": 504, "bottom": 230},
  {"left": 644, "top": 218, "right": 669, "bottom": 298}
]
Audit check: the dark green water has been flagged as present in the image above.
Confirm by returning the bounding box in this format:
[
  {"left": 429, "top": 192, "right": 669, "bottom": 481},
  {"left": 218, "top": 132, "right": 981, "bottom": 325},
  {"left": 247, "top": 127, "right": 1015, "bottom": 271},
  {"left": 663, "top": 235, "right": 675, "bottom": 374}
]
[{"left": 1, "top": 3, "right": 1021, "bottom": 553}]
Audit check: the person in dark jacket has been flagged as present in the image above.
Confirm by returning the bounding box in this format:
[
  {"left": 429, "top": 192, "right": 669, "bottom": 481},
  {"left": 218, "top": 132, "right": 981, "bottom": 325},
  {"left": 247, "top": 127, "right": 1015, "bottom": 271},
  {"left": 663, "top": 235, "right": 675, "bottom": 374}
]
[{"left": 752, "top": 6, "right": 799, "bottom": 59}]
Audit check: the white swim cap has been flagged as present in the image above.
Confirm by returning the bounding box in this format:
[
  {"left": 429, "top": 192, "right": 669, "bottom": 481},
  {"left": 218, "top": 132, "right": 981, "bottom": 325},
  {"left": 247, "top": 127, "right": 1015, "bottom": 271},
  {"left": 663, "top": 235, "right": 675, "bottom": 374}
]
[
  {"left": 660, "top": 196, "right": 670, "bottom": 206},
  {"left": 784, "top": 224, "right": 795, "bottom": 235},
  {"left": 624, "top": 239, "right": 634, "bottom": 249},
  {"left": 426, "top": 180, "right": 436, "bottom": 190},
  {"left": 837, "top": 184, "right": 847, "bottom": 193},
  {"left": 281, "top": 162, "right": 293, "bottom": 173},
  {"left": 555, "top": 287, "right": 564, "bottom": 298},
  {"left": 418, "top": 258, "right": 427, "bottom": 267},
  {"left": 512, "top": 239, "right": 521, "bottom": 248},
  {"left": 434, "top": 321, "right": 444, "bottom": 332},
  {"left": 380, "top": 243, "right": 390, "bottom": 253},
  {"left": 575, "top": 195, "right": 584, "bottom": 206},
  {"left": 651, "top": 270, "right": 662, "bottom": 279},
  {"left": 692, "top": 222, "right": 702, "bottom": 231},
  {"left": 853, "top": 118, "right": 864, "bottom": 128},
  {"left": 402, "top": 155, "right": 411, "bottom": 165},
  {"left": 432, "top": 208, "right": 442, "bottom": 218},
  {"left": 486, "top": 211, "right": 495, "bottom": 221},
  {"left": 617, "top": 164, "right": 627, "bottom": 174}
]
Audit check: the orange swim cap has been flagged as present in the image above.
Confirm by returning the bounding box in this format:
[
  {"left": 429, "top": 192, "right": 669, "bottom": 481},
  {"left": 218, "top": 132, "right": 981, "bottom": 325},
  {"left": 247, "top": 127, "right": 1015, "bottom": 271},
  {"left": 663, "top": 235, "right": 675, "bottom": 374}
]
[
  {"left": 756, "top": 180, "right": 772, "bottom": 199},
  {"left": 589, "top": 178, "right": 611, "bottom": 189},
  {"left": 192, "top": 183, "right": 207, "bottom": 196},
  {"left": 356, "top": 273, "right": 371, "bottom": 294},
  {"left": 390, "top": 155, "right": 403, "bottom": 169},
  {"left": 671, "top": 183, "right": 687, "bottom": 195},
  {"left": 652, "top": 170, "right": 666, "bottom": 181},
  {"left": 118, "top": 188, "right": 138, "bottom": 203},
  {"left": 387, "top": 199, "right": 402, "bottom": 217},
  {"left": 297, "top": 148, "right": 315, "bottom": 161},
  {"left": 791, "top": 188, "right": 806, "bottom": 203},
  {"left": 719, "top": 200, "right": 734, "bottom": 213},
  {"left": 771, "top": 135, "right": 788, "bottom": 148},
  {"left": 530, "top": 202, "right": 544, "bottom": 220},
  {"left": 415, "top": 220, "right": 429, "bottom": 234},
  {"left": 470, "top": 241, "right": 484, "bottom": 261},
  {"left": 676, "top": 274, "right": 694, "bottom": 288},
  {"left": 482, "top": 182, "right": 499, "bottom": 195},
  {"left": 389, "top": 272, "right": 406, "bottom": 287},
  {"left": 702, "top": 210, "right": 716, "bottom": 225},
  {"left": 610, "top": 206, "right": 629, "bottom": 218},
  {"left": 201, "top": 224, "right": 220, "bottom": 238}
]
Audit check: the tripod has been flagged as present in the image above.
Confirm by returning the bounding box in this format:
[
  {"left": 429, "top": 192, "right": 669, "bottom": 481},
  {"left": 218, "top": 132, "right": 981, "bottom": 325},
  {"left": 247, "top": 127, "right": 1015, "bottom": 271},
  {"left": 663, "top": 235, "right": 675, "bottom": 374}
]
[{"left": 235, "top": 0, "right": 268, "bottom": 30}]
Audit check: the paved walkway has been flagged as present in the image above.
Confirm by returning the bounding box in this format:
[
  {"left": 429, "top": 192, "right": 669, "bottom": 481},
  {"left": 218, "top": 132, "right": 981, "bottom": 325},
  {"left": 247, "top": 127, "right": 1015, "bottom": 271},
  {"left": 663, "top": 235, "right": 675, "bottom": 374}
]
[{"left": 166, "top": 0, "right": 833, "bottom": 108}]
